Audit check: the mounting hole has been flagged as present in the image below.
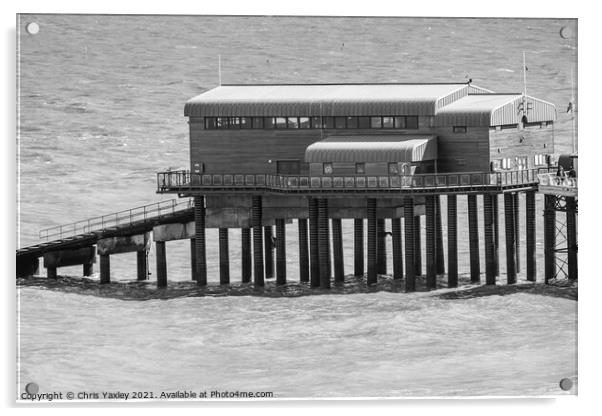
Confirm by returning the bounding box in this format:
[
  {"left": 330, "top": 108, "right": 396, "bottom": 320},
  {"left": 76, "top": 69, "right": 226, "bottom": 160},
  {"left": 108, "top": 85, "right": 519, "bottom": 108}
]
[
  {"left": 559, "top": 378, "right": 573, "bottom": 391},
  {"left": 26, "top": 22, "right": 40, "bottom": 35}
]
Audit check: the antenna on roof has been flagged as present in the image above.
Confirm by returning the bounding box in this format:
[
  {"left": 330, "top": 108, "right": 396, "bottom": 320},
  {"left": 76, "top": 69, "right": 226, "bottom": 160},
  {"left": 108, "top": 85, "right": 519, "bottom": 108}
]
[
  {"left": 218, "top": 55, "right": 222, "bottom": 86},
  {"left": 569, "top": 67, "right": 577, "bottom": 153},
  {"left": 522, "top": 51, "right": 528, "bottom": 97}
]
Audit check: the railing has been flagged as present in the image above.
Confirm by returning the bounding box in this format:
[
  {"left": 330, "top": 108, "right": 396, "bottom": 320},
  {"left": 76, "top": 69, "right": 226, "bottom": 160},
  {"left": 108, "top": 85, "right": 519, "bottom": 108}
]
[
  {"left": 157, "top": 168, "right": 550, "bottom": 193},
  {"left": 39, "top": 198, "right": 194, "bottom": 241},
  {"left": 537, "top": 173, "right": 578, "bottom": 188}
]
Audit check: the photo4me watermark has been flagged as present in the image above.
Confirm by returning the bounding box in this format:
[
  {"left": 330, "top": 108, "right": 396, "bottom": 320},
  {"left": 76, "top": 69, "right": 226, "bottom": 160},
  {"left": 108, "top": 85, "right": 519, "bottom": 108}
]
[{"left": 20, "top": 389, "right": 274, "bottom": 401}]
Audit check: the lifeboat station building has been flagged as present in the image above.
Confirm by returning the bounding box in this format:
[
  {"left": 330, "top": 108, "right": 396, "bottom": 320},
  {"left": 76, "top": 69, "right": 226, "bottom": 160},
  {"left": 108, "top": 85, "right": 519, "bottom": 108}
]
[{"left": 157, "top": 82, "right": 557, "bottom": 291}]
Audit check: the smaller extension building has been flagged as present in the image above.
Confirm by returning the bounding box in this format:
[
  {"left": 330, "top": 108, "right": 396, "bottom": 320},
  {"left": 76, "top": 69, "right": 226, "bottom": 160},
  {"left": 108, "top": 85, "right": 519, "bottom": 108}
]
[{"left": 158, "top": 81, "right": 557, "bottom": 290}]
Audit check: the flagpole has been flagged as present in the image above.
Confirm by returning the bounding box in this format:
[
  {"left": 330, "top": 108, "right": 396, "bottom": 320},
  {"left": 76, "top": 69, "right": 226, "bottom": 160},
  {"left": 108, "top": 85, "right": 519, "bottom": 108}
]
[
  {"left": 218, "top": 54, "right": 222, "bottom": 86},
  {"left": 571, "top": 68, "right": 576, "bottom": 153},
  {"left": 522, "top": 51, "right": 527, "bottom": 97}
]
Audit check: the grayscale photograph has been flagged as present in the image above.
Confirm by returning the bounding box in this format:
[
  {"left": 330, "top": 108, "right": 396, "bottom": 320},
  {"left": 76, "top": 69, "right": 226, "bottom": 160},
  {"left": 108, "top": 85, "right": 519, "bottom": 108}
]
[{"left": 16, "top": 13, "right": 577, "bottom": 401}]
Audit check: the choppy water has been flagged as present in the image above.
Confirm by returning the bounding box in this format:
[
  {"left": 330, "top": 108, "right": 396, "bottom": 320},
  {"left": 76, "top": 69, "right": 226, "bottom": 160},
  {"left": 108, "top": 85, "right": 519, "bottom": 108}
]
[{"left": 17, "top": 15, "right": 577, "bottom": 398}]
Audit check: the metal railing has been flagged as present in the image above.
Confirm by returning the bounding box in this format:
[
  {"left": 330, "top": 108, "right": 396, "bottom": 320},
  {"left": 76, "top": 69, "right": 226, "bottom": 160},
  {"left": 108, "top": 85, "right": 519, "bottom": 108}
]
[
  {"left": 39, "top": 198, "right": 193, "bottom": 241},
  {"left": 157, "top": 168, "right": 550, "bottom": 193},
  {"left": 537, "top": 173, "right": 578, "bottom": 188}
]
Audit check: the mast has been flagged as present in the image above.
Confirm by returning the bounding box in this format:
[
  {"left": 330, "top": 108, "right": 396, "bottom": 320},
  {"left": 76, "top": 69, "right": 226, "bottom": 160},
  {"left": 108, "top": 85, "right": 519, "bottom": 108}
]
[
  {"left": 571, "top": 68, "right": 576, "bottom": 153},
  {"left": 218, "top": 54, "right": 222, "bottom": 86},
  {"left": 522, "top": 51, "right": 528, "bottom": 97}
]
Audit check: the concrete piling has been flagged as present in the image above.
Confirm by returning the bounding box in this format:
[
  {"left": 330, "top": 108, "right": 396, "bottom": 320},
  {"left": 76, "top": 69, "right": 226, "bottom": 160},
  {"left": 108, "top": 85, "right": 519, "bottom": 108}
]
[
  {"left": 189, "top": 239, "right": 197, "bottom": 281},
  {"left": 354, "top": 218, "right": 364, "bottom": 277},
  {"left": 194, "top": 195, "right": 207, "bottom": 285},
  {"left": 298, "top": 219, "right": 310, "bottom": 283},
  {"left": 447, "top": 194, "right": 458, "bottom": 288},
  {"left": 391, "top": 218, "right": 403, "bottom": 280},
  {"left": 483, "top": 194, "right": 496, "bottom": 285},
  {"left": 83, "top": 261, "right": 94, "bottom": 277},
  {"left": 47, "top": 266, "right": 57, "bottom": 279},
  {"left": 425, "top": 195, "right": 437, "bottom": 289},
  {"left": 526, "top": 191, "right": 536, "bottom": 281},
  {"left": 467, "top": 194, "right": 480, "bottom": 283},
  {"left": 566, "top": 196, "right": 578, "bottom": 280},
  {"left": 318, "top": 198, "right": 331, "bottom": 289},
  {"left": 252, "top": 195, "right": 264, "bottom": 287},
  {"left": 276, "top": 218, "right": 286, "bottom": 285},
  {"left": 403, "top": 197, "right": 415, "bottom": 292},
  {"left": 99, "top": 254, "right": 110, "bottom": 284},
  {"left": 367, "top": 199, "right": 377, "bottom": 285},
  {"left": 493, "top": 194, "right": 500, "bottom": 277},
  {"left": 543, "top": 194, "right": 556, "bottom": 283},
  {"left": 156, "top": 241, "right": 167, "bottom": 288},
  {"left": 435, "top": 196, "right": 445, "bottom": 275},
  {"left": 414, "top": 217, "right": 422, "bottom": 277},
  {"left": 219, "top": 228, "right": 230, "bottom": 285},
  {"left": 137, "top": 250, "right": 148, "bottom": 281},
  {"left": 377, "top": 218, "right": 387, "bottom": 275},
  {"left": 332, "top": 218, "right": 344, "bottom": 283},
  {"left": 241, "top": 228, "right": 252, "bottom": 283},
  {"left": 264, "top": 226, "right": 274, "bottom": 279},
  {"left": 309, "top": 198, "right": 320, "bottom": 287},
  {"left": 513, "top": 193, "right": 521, "bottom": 274},
  {"left": 504, "top": 193, "right": 516, "bottom": 284}
]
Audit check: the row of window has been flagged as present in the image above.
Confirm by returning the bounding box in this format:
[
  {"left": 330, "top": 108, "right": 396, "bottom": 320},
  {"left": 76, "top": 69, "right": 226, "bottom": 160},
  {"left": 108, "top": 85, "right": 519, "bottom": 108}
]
[
  {"left": 323, "top": 162, "right": 411, "bottom": 175},
  {"left": 204, "top": 116, "right": 419, "bottom": 130},
  {"left": 492, "top": 154, "right": 549, "bottom": 171}
]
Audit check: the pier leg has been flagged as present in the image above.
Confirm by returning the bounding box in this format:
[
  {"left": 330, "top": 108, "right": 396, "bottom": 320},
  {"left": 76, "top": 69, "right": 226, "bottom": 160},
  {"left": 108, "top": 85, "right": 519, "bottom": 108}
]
[
  {"left": 526, "top": 191, "right": 536, "bottom": 282},
  {"left": 83, "top": 261, "right": 94, "bottom": 277},
  {"left": 447, "top": 195, "right": 458, "bottom": 288},
  {"left": 468, "top": 194, "right": 480, "bottom": 283},
  {"left": 332, "top": 218, "right": 344, "bottom": 283},
  {"left": 367, "top": 199, "right": 377, "bottom": 285},
  {"left": 99, "top": 254, "right": 110, "bottom": 284},
  {"left": 318, "top": 198, "right": 331, "bottom": 289},
  {"left": 252, "top": 195, "right": 264, "bottom": 287},
  {"left": 391, "top": 218, "right": 403, "bottom": 280},
  {"left": 414, "top": 216, "right": 422, "bottom": 276},
  {"left": 543, "top": 195, "right": 556, "bottom": 283},
  {"left": 309, "top": 198, "right": 320, "bottom": 287},
  {"left": 504, "top": 193, "right": 517, "bottom": 284},
  {"left": 566, "top": 196, "right": 578, "bottom": 280},
  {"left": 514, "top": 193, "right": 521, "bottom": 274},
  {"left": 404, "top": 197, "right": 416, "bottom": 292},
  {"left": 241, "top": 228, "right": 252, "bottom": 283},
  {"left": 377, "top": 219, "right": 387, "bottom": 275},
  {"left": 219, "top": 228, "right": 230, "bottom": 285},
  {"left": 435, "top": 196, "right": 445, "bottom": 275},
  {"left": 194, "top": 195, "right": 207, "bottom": 286},
  {"left": 354, "top": 218, "right": 364, "bottom": 276},
  {"left": 156, "top": 241, "right": 167, "bottom": 288},
  {"left": 276, "top": 218, "right": 286, "bottom": 285},
  {"left": 484, "top": 194, "right": 496, "bottom": 285},
  {"left": 298, "top": 219, "right": 309, "bottom": 283},
  {"left": 493, "top": 195, "right": 500, "bottom": 277},
  {"left": 190, "top": 239, "right": 197, "bottom": 281},
  {"left": 425, "top": 195, "right": 437, "bottom": 289},
  {"left": 47, "top": 266, "right": 57, "bottom": 280},
  {"left": 264, "top": 226, "right": 274, "bottom": 279},
  {"left": 137, "top": 250, "right": 148, "bottom": 281}
]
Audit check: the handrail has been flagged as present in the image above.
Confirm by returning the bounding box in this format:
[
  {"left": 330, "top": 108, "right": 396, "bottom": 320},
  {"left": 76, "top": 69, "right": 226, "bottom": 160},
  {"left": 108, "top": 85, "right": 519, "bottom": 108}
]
[
  {"left": 537, "top": 173, "right": 578, "bottom": 188},
  {"left": 39, "top": 198, "right": 193, "bottom": 241},
  {"left": 157, "top": 168, "right": 551, "bottom": 193}
]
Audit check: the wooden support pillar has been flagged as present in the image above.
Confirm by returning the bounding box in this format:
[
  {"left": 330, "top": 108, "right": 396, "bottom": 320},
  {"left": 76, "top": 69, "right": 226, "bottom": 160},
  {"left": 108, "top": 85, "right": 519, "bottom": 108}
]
[
  {"left": 354, "top": 218, "right": 364, "bottom": 276},
  {"left": 189, "top": 239, "right": 197, "bottom": 281},
  {"left": 447, "top": 195, "right": 458, "bottom": 288},
  {"left": 309, "top": 198, "right": 320, "bottom": 287},
  {"left": 514, "top": 193, "right": 521, "bottom": 274},
  {"left": 526, "top": 191, "right": 536, "bottom": 282},
  {"left": 404, "top": 197, "right": 416, "bottom": 292},
  {"left": 252, "top": 195, "right": 264, "bottom": 287},
  {"left": 137, "top": 250, "right": 148, "bottom": 281},
  {"left": 156, "top": 241, "right": 167, "bottom": 288},
  {"left": 543, "top": 195, "right": 556, "bottom": 283},
  {"left": 219, "top": 228, "right": 230, "bottom": 285},
  {"left": 298, "top": 219, "right": 309, "bottom": 283},
  {"left": 504, "top": 193, "right": 517, "bottom": 284},
  {"left": 99, "top": 254, "right": 110, "bottom": 284},
  {"left": 241, "top": 228, "right": 252, "bottom": 283},
  {"left": 194, "top": 195, "right": 207, "bottom": 286},
  {"left": 483, "top": 194, "right": 496, "bottom": 285},
  {"left": 493, "top": 195, "right": 500, "bottom": 277},
  {"left": 377, "top": 219, "right": 386, "bottom": 275},
  {"left": 435, "top": 196, "right": 445, "bottom": 275},
  {"left": 391, "top": 218, "right": 403, "bottom": 280},
  {"left": 367, "top": 199, "right": 377, "bottom": 285},
  {"left": 566, "top": 196, "right": 578, "bottom": 280},
  {"left": 275, "top": 218, "right": 286, "bottom": 285},
  {"left": 332, "top": 218, "right": 344, "bottom": 283},
  {"left": 318, "top": 198, "right": 331, "bottom": 289},
  {"left": 47, "top": 266, "right": 57, "bottom": 280},
  {"left": 414, "top": 216, "right": 422, "bottom": 276},
  {"left": 468, "top": 194, "right": 480, "bottom": 283},
  {"left": 264, "top": 226, "right": 274, "bottom": 279},
  {"left": 425, "top": 195, "right": 437, "bottom": 289},
  {"left": 83, "top": 261, "right": 94, "bottom": 277}
]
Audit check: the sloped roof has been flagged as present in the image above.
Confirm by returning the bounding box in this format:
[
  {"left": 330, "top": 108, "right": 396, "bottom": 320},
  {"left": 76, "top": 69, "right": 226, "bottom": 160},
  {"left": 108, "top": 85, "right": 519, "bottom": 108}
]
[{"left": 304, "top": 135, "right": 438, "bottom": 163}]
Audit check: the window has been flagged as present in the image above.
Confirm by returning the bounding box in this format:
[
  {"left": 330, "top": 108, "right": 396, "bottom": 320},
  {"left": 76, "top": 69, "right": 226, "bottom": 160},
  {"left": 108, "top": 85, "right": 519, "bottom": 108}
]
[
  {"left": 355, "top": 163, "right": 365, "bottom": 174},
  {"left": 406, "top": 116, "right": 419, "bottom": 129},
  {"left": 382, "top": 117, "right": 394, "bottom": 128},
  {"left": 358, "top": 117, "right": 371, "bottom": 129},
  {"left": 277, "top": 160, "right": 301, "bottom": 174},
  {"left": 252, "top": 117, "right": 264, "bottom": 129},
  {"left": 323, "top": 163, "right": 333, "bottom": 175},
  {"left": 346, "top": 116, "right": 358, "bottom": 129},
  {"left": 335, "top": 117, "right": 347, "bottom": 129},
  {"left": 240, "top": 117, "right": 252, "bottom": 129},
  {"left": 287, "top": 117, "right": 299, "bottom": 128},
  {"left": 264, "top": 117, "right": 276, "bottom": 129},
  {"left": 299, "top": 117, "right": 311, "bottom": 128},
  {"left": 216, "top": 117, "right": 228, "bottom": 129},
  {"left": 205, "top": 117, "right": 218, "bottom": 129},
  {"left": 501, "top": 124, "right": 518, "bottom": 130},
  {"left": 394, "top": 116, "right": 406, "bottom": 129},
  {"left": 275, "top": 117, "right": 287, "bottom": 128},
  {"left": 453, "top": 126, "right": 467, "bottom": 133},
  {"left": 323, "top": 117, "right": 335, "bottom": 129},
  {"left": 311, "top": 116, "right": 322, "bottom": 129},
  {"left": 370, "top": 117, "right": 382, "bottom": 128},
  {"left": 388, "top": 163, "right": 399, "bottom": 175},
  {"left": 228, "top": 117, "right": 240, "bottom": 128}
]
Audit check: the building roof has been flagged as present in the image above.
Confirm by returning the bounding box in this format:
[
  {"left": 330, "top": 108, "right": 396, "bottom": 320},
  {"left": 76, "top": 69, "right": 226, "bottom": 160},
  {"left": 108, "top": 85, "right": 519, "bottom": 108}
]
[
  {"left": 304, "top": 135, "right": 438, "bottom": 163},
  {"left": 184, "top": 83, "right": 469, "bottom": 117}
]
